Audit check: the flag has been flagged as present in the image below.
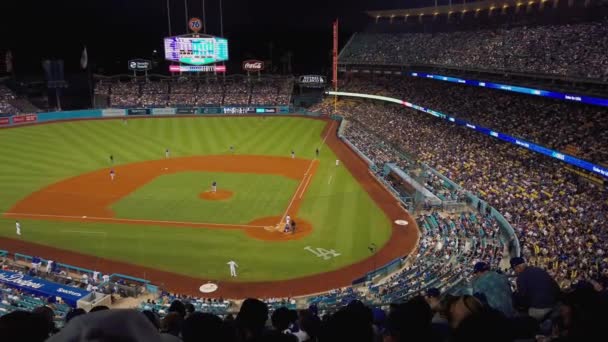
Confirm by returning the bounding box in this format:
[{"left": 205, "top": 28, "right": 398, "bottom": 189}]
[
  {"left": 80, "top": 46, "right": 88, "bottom": 69},
  {"left": 5, "top": 50, "right": 13, "bottom": 73}
]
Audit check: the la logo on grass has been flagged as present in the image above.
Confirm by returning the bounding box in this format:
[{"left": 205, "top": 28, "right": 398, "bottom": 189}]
[{"left": 304, "top": 246, "right": 340, "bottom": 260}]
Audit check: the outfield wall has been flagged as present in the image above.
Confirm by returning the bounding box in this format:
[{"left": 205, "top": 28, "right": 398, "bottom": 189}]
[{"left": 0, "top": 106, "right": 292, "bottom": 128}]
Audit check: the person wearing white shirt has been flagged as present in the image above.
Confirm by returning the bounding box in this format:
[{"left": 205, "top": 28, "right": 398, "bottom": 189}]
[
  {"left": 102, "top": 274, "right": 110, "bottom": 283},
  {"left": 227, "top": 260, "right": 238, "bottom": 277},
  {"left": 46, "top": 260, "right": 53, "bottom": 273},
  {"left": 93, "top": 271, "right": 99, "bottom": 282}
]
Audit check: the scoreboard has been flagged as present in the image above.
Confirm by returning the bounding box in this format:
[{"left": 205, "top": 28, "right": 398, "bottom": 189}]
[{"left": 164, "top": 36, "right": 229, "bottom": 66}]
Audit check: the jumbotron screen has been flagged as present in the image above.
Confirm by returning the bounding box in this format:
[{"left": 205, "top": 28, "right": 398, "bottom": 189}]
[{"left": 164, "top": 36, "right": 229, "bottom": 65}]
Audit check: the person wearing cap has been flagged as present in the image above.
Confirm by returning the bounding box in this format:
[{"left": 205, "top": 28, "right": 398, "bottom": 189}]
[
  {"left": 471, "top": 261, "right": 516, "bottom": 318},
  {"left": 510, "top": 257, "right": 560, "bottom": 320}
]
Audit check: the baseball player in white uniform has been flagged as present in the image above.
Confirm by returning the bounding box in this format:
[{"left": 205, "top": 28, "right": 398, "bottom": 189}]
[
  {"left": 93, "top": 271, "right": 100, "bottom": 282},
  {"left": 336, "top": 159, "right": 340, "bottom": 166},
  {"left": 46, "top": 260, "right": 53, "bottom": 273},
  {"left": 165, "top": 148, "right": 170, "bottom": 158},
  {"left": 227, "top": 260, "right": 238, "bottom": 277},
  {"left": 15, "top": 221, "right": 21, "bottom": 236},
  {"left": 110, "top": 169, "right": 116, "bottom": 181}
]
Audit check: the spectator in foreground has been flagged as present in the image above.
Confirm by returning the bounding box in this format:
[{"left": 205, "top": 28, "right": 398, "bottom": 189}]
[
  {"left": 160, "top": 312, "right": 183, "bottom": 339},
  {"left": 65, "top": 308, "right": 86, "bottom": 326},
  {"left": 32, "top": 305, "right": 59, "bottom": 335},
  {"left": 236, "top": 298, "right": 269, "bottom": 341},
  {"left": 383, "top": 296, "right": 437, "bottom": 342},
  {"left": 319, "top": 301, "right": 374, "bottom": 341},
  {"left": 511, "top": 257, "right": 560, "bottom": 320},
  {"left": 182, "top": 312, "right": 226, "bottom": 342},
  {"left": 0, "top": 310, "right": 49, "bottom": 342},
  {"left": 471, "top": 261, "right": 516, "bottom": 317},
  {"left": 452, "top": 306, "right": 511, "bottom": 342}
]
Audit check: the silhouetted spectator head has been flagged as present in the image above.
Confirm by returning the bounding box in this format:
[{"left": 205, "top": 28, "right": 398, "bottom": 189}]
[
  {"left": 33, "top": 305, "right": 59, "bottom": 335},
  {"left": 452, "top": 307, "right": 511, "bottom": 342},
  {"left": 510, "top": 257, "right": 526, "bottom": 274},
  {"left": 47, "top": 309, "right": 163, "bottom": 342},
  {"left": 271, "top": 307, "right": 292, "bottom": 331},
  {"left": 298, "top": 309, "right": 321, "bottom": 341},
  {"left": 384, "top": 296, "right": 433, "bottom": 342},
  {"left": 0, "top": 310, "right": 49, "bottom": 342},
  {"left": 185, "top": 303, "right": 195, "bottom": 317},
  {"left": 473, "top": 262, "right": 490, "bottom": 275},
  {"left": 320, "top": 303, "right": 374, "bottom": 341},
  {"left": 424, "top": 287, "right": 442, "bottom": 311},
  {"left": 237, "top": 298, "right": 269, "bottom": 340},
  {"left": 90, "top": 305, "right": 110, "bottom": 313},
  {"left": 168, "top": 299, "right": 186, "bottom": 318},
  {"left": 182, "top": 312, "right": 224, "bottom": 342},
  {"left": 161, "top": 312, "right": 183, "bottom": 337},
  {"left": 65, "top": 308, "right": 87, "bottom": 325},
  {"left": 142, "top": 310, "right": 161, "bottom": 330}
]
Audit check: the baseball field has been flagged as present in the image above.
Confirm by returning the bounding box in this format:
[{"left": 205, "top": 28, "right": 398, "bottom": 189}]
[{"left": 0, "top": 116, "right": 418, "bottom": 297}]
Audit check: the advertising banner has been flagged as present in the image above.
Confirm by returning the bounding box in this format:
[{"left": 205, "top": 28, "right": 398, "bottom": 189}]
[
  {"left": 0, "top": 270, "right": 90, "bottom": 307},
  {"left": 128, "top": 59, "right": 152, "bottom": 71},
  {"left": 12, "top": 114, "right": 38, "bottom": 124},
  {"left": 198, "top": 107, "right": 221, "bottom": 114},
  {"left": 242, "top": 60, "right": 264, "bottom": 72},
  {"left": 127, "top": 108, "right": 150, "bottom": 115},
  {"left": 0, "top": 117, "right": 10, "bottom": 126},
  {"left": 176, "top": 107, "right": 196, "bottom": 114},
  {"left": 102, "top": 109, "right": 126, "bottom": 117},
  {"left": 151, "top": 108, "right": 176, "bottom": 115},
  {"left": 255, "top": 108, "right": 276, "bottom": 114}
]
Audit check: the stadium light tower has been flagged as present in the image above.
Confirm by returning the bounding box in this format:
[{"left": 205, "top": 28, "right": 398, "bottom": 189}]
[
  {"left": 184, "top": 0, "right": 189, "bottom": 33},
  {"left": 166, "top": 0, "right": 172, "bottom": 36},
  {"left": 201, "top": 0, "right": 207, "bottom": 33},
  {"left": 219, "top": 0, "right": 224, "bottom": 37}
]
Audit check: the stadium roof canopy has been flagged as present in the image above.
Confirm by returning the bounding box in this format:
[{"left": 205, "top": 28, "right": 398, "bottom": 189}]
[{"left": 366, "top": 0, "right": 556, "bottom": 19}]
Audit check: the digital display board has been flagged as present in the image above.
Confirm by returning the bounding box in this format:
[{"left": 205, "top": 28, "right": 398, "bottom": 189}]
[{"left": 164, "top": 36, "right": 229, "bottom": 66}]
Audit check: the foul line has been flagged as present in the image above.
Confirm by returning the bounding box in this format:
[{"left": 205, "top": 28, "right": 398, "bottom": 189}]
[
  {"left": 279, "top": 121, "right": 334, "bottom": 224},
  {"left": 299, "top": 174, "right": 313, "bottom": 199},
  {"left": 4, "top": 212, "right": 266, "bottom": 229}
]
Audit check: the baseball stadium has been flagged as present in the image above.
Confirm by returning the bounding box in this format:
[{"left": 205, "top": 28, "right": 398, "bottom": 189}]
[{"left": 0, "top": 0, "right": 607, "bottom": 341}]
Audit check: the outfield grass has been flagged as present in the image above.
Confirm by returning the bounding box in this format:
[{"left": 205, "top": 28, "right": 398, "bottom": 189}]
[{"left": 0, "top": 117, "right": 392, "bottom": 281}]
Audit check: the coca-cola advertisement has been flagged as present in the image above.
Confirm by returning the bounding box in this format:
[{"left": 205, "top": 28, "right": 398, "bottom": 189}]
[
  {"left": 242, "top": 60, "right": 264, "bottom": 72},
  {"left": 12, "top": 114, "right": 38, "bottom": 124}
]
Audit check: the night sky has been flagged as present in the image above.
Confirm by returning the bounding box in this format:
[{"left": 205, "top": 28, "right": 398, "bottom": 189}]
[{"left": 0, "top": 0, "right": 440, "bottom": 76}]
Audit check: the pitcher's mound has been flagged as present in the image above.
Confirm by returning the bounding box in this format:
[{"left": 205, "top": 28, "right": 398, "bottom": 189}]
[
  {"left": 246, "top": 216, "right": 313, "bottom": 241},
  {"left": 199, "top": 189, "right": 233, "bottom": 201}
]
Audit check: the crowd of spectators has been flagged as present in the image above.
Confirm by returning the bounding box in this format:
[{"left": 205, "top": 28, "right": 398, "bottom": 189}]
[
  {"left": 340, "top": 75, "right": 608, "bottom": 164},
  {"left": 340, "top": 20, "right": 608, "bottom": 80},
  {"left": 0, "top": 84, "right": 18, "bottom": 114},
  {"left": 95, "top": 77, "right": 294, "bottom": 108},
  {"left": 3, "top": 273, "right": 606, "bottom": 341},
  {"left": 330, "top": 98, "right": 608, "bottom": 290}
]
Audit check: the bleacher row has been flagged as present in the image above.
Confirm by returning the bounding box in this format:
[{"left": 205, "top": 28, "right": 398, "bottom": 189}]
[{"left": 95, "top": 76, "right": 294, "bottom": 108}]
